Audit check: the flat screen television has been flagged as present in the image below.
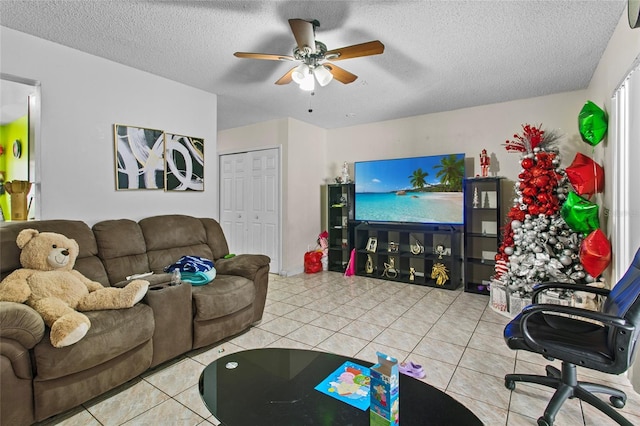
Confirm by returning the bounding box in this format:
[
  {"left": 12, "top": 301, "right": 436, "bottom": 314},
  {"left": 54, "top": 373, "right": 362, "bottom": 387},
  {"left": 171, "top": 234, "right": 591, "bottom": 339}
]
[{"left": 354, "top": 153, "right": 465, "bottom": 225}]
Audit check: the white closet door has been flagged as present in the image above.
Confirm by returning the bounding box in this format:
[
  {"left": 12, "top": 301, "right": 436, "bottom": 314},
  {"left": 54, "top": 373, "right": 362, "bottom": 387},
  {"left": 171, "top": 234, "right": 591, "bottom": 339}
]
[
  {"left": 219, "top": 148, "right": 280, "bottom": 273},
  {"left": 219, "top": 153, "right": 247, "bottom": 254}
]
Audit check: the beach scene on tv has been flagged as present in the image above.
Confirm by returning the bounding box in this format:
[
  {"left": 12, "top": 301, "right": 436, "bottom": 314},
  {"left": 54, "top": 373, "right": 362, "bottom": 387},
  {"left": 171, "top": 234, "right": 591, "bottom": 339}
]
[{"left": 355, "top": 153, "right": 465, "bottom": 224}]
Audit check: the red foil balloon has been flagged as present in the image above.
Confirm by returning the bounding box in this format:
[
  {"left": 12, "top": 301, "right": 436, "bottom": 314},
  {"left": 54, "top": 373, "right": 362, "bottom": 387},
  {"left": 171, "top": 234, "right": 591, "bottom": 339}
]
[
  {"left": 580, "top": 229, "right": 611, "bottom": 277},
  {"left": 566, "top": 152, "right": 604, "bottom": 197}
]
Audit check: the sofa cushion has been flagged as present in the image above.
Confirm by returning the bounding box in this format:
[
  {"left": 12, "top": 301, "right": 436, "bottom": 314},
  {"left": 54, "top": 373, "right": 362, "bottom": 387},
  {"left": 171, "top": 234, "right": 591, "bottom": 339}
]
[
  {"left": 139, "top": 215, "right": 215, "bottom": 273},
  {"left": 33, "top": 304, "right": 154, "bottom": 380},
  {"left": 199, "top": 218, "right": 231, "bottom": 260},
  {"left": 1, "top": 220, "right": 110, "bottom": 286},
  {"left": 93, "top": 219, "right": 150, "bottom": 284},
  {"left": 192, "top": 275, "right": 255, "bottom": 321}
]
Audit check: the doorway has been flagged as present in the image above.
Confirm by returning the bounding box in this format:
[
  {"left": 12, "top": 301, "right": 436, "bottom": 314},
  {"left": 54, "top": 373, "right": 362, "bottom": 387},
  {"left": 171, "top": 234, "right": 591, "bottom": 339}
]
[
  {"left": 0, "top": 74, "right": 40, "bottom": 221},
  {"left": 219, "top": 148, "right": 281, "bottom": 274}
]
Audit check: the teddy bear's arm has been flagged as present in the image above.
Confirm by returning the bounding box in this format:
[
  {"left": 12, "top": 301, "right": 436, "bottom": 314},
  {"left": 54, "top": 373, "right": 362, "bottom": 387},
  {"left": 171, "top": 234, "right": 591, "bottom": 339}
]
[
  {"left": 0, "top": 269, "right": 33, "bottom": 303},
  {"left": 70, "top": 270, "right": 105, "bottom": 292}
]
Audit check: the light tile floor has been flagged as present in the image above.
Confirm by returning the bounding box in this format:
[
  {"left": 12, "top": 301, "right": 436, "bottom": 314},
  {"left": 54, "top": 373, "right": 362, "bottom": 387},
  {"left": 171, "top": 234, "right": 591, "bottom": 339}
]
[{"left": 37, "top": 272, "right": 640, "bottom": 425}]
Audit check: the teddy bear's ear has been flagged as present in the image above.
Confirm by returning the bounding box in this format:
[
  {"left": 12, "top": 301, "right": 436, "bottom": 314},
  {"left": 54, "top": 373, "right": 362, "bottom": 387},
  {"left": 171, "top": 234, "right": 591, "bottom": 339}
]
[{"left": 16, "top": 229, "right": 39, "bottom": 249}]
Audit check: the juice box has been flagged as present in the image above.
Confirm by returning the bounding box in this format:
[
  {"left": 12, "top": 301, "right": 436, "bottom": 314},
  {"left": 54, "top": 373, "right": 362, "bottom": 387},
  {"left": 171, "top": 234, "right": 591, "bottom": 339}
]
[{"left": 369, "top": 352, "right": 399, "bottom": 425}]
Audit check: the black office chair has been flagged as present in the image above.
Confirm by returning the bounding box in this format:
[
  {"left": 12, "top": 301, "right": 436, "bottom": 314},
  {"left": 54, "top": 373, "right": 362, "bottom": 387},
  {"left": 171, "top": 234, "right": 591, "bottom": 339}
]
[{"left": 503, "top": 248, "right": 640, "bottom": 426}]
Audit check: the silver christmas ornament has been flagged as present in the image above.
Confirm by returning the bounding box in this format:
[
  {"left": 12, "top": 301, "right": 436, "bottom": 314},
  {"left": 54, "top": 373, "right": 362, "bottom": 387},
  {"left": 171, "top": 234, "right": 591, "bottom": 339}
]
[{"left": 559, "top": 255, "right": 573, "bottom": 266}]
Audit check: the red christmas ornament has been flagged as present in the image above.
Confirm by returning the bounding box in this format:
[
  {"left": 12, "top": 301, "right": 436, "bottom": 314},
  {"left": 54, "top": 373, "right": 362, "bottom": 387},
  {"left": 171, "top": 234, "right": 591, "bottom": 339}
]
[
  {"left": 565, "top": 152, "right": 604, "bottom": 197},
  {"left": 511, "top": 210, "right": 525, "bottom": 221},
  {"left": 531, "top": 167, "right": 545, "bottom": 177},
  {"left": 580, "top": 229, "right": 611, "bottom": 277},
  {"left": 537, "top": 193, "right": 550, "bottom": 203},
  {"left": 521, "top": 158, "right": 534, "bottom": 169},
  {"left": 533, "top": 175, "right": 550, "bottom": 188}
]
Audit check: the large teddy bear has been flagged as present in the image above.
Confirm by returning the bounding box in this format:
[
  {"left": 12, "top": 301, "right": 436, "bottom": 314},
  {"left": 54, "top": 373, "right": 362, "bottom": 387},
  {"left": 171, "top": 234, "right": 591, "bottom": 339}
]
[{"left": 0, "top": 229, "right": 149, "bottom": 348}]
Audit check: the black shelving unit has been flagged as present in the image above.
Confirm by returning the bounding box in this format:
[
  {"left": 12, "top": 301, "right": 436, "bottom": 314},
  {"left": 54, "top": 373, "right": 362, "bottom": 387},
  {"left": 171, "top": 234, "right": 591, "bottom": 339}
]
[
  {"left": 327, "top": 184, "right": 356, "bottom": 272},
  {"left": 463, "top": 177, "right": 504, "bottom": 294},
  {"left": 354, "top": 222, "right": 463, "bottom": 290}
]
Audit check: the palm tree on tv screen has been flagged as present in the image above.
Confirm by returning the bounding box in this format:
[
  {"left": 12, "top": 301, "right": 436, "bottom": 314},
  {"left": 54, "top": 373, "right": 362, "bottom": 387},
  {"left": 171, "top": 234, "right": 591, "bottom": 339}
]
[
  {"left": 408, "top": 168, "right": 429, "bottom": 190},
  {"left": 434, "top": 155, "right": 464, "bottom": 191}
]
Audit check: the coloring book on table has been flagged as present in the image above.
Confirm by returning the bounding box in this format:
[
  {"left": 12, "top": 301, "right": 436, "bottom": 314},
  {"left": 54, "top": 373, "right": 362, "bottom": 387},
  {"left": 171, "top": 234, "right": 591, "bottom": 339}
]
[{"left": 314, "top": 361, "right": 371, "bottom": 411}]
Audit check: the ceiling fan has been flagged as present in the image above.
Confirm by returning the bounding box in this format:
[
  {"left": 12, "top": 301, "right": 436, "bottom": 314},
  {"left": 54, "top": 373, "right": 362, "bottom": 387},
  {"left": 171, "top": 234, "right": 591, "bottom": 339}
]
[{"left": 234, "top": 19, "right": 385, "bottom": 91}]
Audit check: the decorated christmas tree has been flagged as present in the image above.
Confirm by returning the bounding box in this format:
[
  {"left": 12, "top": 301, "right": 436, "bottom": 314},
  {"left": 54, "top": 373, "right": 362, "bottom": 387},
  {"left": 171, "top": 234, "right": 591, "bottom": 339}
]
[{"left": 491, "top": 122, "right": 608, "bottom": 314}]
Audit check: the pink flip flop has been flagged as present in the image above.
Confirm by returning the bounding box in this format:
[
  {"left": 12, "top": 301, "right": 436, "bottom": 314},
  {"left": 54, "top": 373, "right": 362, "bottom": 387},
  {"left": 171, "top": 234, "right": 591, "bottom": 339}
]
[{"left": 399, "top": 361, "right": 426, "bottom": 379}]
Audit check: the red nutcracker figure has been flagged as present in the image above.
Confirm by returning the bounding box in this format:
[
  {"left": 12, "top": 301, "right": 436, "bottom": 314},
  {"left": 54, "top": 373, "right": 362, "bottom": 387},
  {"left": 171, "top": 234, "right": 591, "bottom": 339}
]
[{"left": 480, "top": 149, "right": 490, "bottom": 177}]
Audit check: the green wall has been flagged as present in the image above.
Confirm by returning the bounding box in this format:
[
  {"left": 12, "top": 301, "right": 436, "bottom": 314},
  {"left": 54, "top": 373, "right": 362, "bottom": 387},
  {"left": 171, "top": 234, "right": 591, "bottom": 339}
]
[{"left": 0, "top": 115, "right": 29, "bottom": 220}]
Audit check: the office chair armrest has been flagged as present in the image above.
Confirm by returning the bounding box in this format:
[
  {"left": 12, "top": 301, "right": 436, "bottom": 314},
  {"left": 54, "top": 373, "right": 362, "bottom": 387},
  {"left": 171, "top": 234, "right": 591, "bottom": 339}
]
[
  {"left": 521, "top": 303, "right": 631, "bottom": 349},
  {"left": 531, "top": 282, "right": 611, "bottom": 303}
]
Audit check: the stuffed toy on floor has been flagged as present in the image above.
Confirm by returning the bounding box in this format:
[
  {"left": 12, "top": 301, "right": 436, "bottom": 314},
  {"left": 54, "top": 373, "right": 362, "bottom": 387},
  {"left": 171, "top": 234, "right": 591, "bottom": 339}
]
[{"left": 0, "top": 229, "right": 149, "bottom": 348}]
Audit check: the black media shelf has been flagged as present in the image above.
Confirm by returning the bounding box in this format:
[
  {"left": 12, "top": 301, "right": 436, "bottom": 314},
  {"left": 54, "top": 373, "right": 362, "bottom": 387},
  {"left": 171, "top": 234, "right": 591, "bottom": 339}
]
[
  {"left": 354, "top": 222, "right": 462, "bottom": 290},
  {"left": 463, "top": 177, "right": 505, "bottom": 295}
]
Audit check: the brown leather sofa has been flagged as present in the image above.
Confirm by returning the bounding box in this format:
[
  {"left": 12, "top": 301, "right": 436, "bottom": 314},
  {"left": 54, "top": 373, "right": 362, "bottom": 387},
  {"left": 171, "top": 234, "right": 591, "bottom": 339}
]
[{"left": 0, "top": 215, "right": 270, "bottom": 425}]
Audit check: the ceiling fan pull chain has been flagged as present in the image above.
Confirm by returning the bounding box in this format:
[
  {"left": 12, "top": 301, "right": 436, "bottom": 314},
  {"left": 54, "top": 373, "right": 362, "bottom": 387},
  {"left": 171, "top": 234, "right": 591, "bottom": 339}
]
[{"left": 308, "top": 91, "right": 315, "bottom": 114}]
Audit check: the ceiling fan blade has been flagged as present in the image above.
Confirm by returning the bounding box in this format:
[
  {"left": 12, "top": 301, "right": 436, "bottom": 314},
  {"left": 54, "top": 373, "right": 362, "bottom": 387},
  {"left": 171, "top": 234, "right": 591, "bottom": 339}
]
[
  {"left": 289, "top": 19, "right": 316, "bottom": 53},
  {"left": 325, "top": 40, "right": 385, "bottom": 61},
  {"left": 275, "top": 67, "right": 296, "bottom": 85},
  {"left": 324, "top": 63, "right": 358, "bottom": 84},
  {"left": 234, "top": 52, "right": 295, "bottom": 61}
]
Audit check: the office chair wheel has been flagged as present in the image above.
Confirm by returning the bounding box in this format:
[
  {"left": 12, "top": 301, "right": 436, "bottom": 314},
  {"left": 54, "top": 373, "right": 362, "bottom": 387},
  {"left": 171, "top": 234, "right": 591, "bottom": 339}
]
[
  {"left": 537, "top": 416, "right": 552, "bottom": 426},
  {"left": 505, "top": 378, "right": 515, "bottom": 390},
  {"left": 610, "top": 395, "right": 625, "bottom": 409}
]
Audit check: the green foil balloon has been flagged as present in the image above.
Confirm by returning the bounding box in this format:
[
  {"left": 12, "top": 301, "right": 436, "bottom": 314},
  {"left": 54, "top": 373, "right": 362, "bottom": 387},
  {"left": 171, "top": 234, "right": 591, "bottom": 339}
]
[
  {"left": 561, "top": 191, "right": 600, "bottom": 234},
  {"left": 578, "top": 101, "right": 607, "bottom": 146}
]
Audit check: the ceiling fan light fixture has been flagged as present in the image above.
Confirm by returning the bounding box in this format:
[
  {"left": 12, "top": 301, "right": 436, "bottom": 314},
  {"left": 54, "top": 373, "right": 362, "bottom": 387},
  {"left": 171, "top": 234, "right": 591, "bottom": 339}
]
[
  {"left": 299, "top": 73, "right": 315, "bottom": 91},
  {"left": 291, "top": 64, "right": 310, "bottom": 84},
  {"left": 313, "top": 65, "right": 333, "bottom": 87}
]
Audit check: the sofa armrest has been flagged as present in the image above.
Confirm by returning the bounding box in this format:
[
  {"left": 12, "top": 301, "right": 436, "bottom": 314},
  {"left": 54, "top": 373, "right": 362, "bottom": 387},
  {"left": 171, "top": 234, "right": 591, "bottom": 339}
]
[
  {"left": 143, "top": 282, "right": 193, "bottom": 367},
  {"left": 214, "top": 254, "right": 270, "bottom": 281},
  {"left": 214, "top": 255, "right": 271, "bottom": 324},
  {"left": 0, "top": 302, "right": 45, "bottom": 349}
]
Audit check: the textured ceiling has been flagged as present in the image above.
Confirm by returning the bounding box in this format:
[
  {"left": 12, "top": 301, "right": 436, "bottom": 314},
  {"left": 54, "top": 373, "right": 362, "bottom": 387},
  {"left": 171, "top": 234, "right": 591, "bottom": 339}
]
[{"left": 0, "top": 1, "right": 627, "bottom": 131}]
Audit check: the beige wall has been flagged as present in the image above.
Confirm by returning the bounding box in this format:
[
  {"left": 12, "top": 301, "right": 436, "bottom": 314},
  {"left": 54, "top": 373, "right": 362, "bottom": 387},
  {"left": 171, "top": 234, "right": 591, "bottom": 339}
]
[
  {"left": 585, "top": 4, "right": 640, "bottom": 258},
  {"left": 325, "top": 90, "right": 588, "bottom": 184}
]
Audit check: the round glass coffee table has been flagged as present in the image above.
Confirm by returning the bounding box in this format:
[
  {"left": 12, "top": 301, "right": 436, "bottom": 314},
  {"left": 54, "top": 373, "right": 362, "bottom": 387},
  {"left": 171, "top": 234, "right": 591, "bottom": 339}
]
[{"left": 199, "top": 348, "right": 482, "bottom": 425}]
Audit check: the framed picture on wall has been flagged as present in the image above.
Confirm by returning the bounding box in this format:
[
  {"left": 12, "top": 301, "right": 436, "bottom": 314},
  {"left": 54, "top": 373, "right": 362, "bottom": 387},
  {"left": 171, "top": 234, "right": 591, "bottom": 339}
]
[
  {"left": 164, "top": 133, "right": 204, "bottom": 191},
  {"left": 114, "top": 124, "right": 165, "bottom": 190}
]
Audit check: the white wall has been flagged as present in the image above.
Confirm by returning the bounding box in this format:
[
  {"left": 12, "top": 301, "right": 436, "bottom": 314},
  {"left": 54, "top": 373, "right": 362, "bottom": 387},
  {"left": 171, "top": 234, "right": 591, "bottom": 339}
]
[{"left": 1, "top": 27, "right": 218, "bottom": 225}]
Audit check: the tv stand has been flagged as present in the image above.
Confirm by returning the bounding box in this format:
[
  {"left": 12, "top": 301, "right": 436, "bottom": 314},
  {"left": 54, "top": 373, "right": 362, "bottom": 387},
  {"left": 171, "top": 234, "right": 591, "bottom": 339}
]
[{"left": 353, "top": 222, "right": 462, "bottom": 289}]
